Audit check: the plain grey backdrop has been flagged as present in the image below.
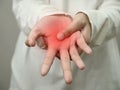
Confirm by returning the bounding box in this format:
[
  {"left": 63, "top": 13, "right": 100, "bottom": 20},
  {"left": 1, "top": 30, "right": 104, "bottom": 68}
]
[{"left": 0, "top": 0, "right": 19, "bottom": 90}]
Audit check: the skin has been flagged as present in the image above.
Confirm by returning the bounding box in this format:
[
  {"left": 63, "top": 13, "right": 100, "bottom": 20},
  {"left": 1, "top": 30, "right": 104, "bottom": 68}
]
[
  {"left": 57, "top": 12, "right": 92, "bottom": 43},
  {"left": 25, "top": 14, "right": 92, "bottom": 84}
]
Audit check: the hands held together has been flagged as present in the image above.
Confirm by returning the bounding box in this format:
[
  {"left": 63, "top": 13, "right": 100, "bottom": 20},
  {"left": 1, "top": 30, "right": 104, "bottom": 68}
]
[{"left": 25, "top": 13, "right": 92, "bottom": 84}]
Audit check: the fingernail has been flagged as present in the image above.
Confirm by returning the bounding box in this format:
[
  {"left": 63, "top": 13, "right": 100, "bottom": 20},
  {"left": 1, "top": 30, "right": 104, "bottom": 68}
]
[
  {"left": 25, "top": 40, "right": 31, "bottom": 47},
  {"left": 57, "top": 33, "right": 64, "bottom": 40},
  {"left": 41, "top": 45, "right": 47, "bottom": 49},
  {"left": 38, "top": 43, "right": 46, "bottom": 49}
]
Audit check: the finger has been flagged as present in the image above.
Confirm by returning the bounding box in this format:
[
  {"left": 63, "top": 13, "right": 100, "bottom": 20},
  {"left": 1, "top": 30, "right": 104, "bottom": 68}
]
[
  {"left": 70, "top": 33, "right": 76, "bottom": 46},
  {"left": 25, "top": 27, "right": 42, "bottom": 47},
  {"left": 70, "top": 45, "right": 85, "bottom": 70},
  {"left": 37, "top": 37, "right": 47, "bottom": 49},
  {"left": 57, "top": 20, "right": 84, "bottom": 40},
  {"left": 77, "top": 32, "right": 92, "bottom": 54},
  {"left": 41, "top": 48, "right": 57, "bottom": 76},
  {"left": 57, "top": 21, "right": 77, "bottom": 40},
  {"left": 60, "top": 49, "right": 72, "bottom": 84},
  {"left": 81, "top": 24, "right": 91, "bottom": 44}
]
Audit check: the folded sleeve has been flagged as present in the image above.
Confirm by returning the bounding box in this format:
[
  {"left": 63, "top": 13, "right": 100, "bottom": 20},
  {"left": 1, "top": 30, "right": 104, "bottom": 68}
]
[
  {"left": 82, "top": 0, "right": 120, "bottom": 46},
  {"left": 12, "top": 0, "right": 68, "bottom": 35}
]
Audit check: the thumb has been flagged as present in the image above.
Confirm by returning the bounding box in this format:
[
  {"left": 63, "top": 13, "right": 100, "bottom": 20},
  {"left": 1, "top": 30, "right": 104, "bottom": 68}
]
[
  {"left": 57, "top": 28, "right": 74, "bottom": 40},
  {"left": 57, "top": 21, "right": 84, "bottom": 40}
]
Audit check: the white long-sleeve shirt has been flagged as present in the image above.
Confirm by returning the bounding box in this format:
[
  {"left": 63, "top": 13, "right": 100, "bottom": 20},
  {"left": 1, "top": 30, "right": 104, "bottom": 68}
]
[{"left": 10, "top": 0, "right": 120, "bottom": 90}]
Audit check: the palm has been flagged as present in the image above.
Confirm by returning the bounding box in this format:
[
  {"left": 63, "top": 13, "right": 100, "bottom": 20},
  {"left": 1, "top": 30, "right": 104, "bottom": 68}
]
[
  {"left": 43, "top": 17, "right": 71, "bottom": 50},
  {"left": 26, "top": 15, "right": 91, "bottom": 84}
]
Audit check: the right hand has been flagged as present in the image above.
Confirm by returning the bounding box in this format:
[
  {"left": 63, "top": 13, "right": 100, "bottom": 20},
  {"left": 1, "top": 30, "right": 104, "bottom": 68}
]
[{"left": 25, "top": 15, "right": 92, "bottom": 84}]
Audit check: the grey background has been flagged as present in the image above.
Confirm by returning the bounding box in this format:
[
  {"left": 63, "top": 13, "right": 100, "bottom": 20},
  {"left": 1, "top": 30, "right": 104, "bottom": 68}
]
[{"left": 0, "top": 0, "right": 19, "bottom": 90}]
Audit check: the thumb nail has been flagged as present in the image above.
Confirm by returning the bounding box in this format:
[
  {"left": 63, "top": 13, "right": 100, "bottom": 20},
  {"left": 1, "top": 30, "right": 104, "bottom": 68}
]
[{"left": 57, "top": 33, "right": 64, "bottom": 40}]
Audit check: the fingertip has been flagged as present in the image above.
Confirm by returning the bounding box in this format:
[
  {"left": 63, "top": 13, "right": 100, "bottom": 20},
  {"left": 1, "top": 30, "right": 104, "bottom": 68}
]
[
  {"left": 80, "top": 65, "right": 85, "bottom": 70},
  {"left": 41, "top": 72, "right": 47, "bottom": 76},
  {"left": 64, "top": 71, "right": 72, "bottom": 85},
  {"left": 87, "top": 48, "right": 93, "bottom": 55},
  {"left": 82, "top": 45, "right": 92, "bottom": 55},
  {"left": 41, "top": 64, "right": 50, "bottom": 76},
  {"left": 25, "top": 39, "right": 36, "bottom": 47},
  {"left": 66, "top": 80, "right": 72, "bottom": 85},
  {"left": 78, "top": 62, "right": 85, "bottom": 70},
  {"left": 41, "top": 68, "right": 47, "bottom": 76},
  {"left": 65, "top": 76, "right": 72, "bottom": 85}
]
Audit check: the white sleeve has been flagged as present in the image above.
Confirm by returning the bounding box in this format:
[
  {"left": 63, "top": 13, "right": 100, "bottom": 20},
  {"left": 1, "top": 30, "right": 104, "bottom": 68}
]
[
  {"left": 82, "top": 0, "right": 120, "bottom": 46},
  {"left": 12, "top": 0, "right": 68, "bottom": 35}
]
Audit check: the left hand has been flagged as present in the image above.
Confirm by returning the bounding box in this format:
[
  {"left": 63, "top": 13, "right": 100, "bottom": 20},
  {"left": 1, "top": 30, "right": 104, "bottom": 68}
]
[{"left": 57, "top": 12, "right": 91, "bottom": 45}]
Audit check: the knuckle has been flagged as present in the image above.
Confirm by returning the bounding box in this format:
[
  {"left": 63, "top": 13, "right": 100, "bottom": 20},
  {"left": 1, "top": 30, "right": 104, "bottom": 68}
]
[{"left": 61, "top": 55, "right": 69, "bottom": 62}]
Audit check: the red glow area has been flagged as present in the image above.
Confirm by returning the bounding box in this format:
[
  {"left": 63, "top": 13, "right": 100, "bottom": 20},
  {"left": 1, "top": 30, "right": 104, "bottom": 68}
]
[{"left": 41, "top": 16, "right": 72, "bottom": 50}]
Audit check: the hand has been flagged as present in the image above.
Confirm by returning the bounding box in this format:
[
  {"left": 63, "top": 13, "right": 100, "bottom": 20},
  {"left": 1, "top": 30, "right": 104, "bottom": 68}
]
[
  {"left": 57, "top": 12, "right": 91, "bottom": 44},
  {"left": 25, "top": 15, "right": 92, "bottom": 84}
]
